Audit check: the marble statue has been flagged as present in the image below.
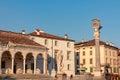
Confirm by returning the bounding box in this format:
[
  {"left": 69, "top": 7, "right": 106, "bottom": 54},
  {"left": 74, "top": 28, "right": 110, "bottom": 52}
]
[{"left": 57, "top": 50, "right": 64, "bottom": 73}]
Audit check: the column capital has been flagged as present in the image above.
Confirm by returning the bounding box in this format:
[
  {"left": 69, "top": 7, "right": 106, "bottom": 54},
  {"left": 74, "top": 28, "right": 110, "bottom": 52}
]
[
  {"left": 23, "top": 56, "right": 26, "bottom": 60},
  {"left": 23, "top": 57, "right": 26, "bottom": 60},
  {"left": 11, "top": 55, "right": 14, "bottom": 59}
]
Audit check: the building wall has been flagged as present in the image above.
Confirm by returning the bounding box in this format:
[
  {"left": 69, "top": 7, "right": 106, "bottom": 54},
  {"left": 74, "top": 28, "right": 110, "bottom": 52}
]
[
  {"left": 0, "top": 43, "right": 47, "bottom": 74},
  {"left": 30, "top": 36, "right": 75, "bottom": 76},
  {"left": 104, "top": 45, "right": 118, "bottom": 74},
  {"left": 118, "top": 55, "right": 120, "bottom": 75},
  {"left": 75, "top": 44, "right": 118, "bottom": 75}
]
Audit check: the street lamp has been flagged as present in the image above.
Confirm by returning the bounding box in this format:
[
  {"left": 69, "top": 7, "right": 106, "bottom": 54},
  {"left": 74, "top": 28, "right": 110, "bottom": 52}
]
[{"left": 92, "top": 19, "right": 102, "bottom": 77}]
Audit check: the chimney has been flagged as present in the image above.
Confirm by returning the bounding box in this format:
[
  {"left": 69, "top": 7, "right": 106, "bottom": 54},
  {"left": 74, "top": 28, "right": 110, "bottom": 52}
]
[
  {"left": 21, "top": 30, "right": 26, "bottom": 34},
  {"left": 106, "top": 41, "right": 109, "bottom": 45},
  {"left": 64, "top": 34, "right": 68, "bottom": 39},
  {"left": 81, "top": 38, "right": 85, "bottom": 43},
  {"left": 35, "top": 29, "right": 40, "bottom": 35},
  {"left": 39, "top": 30, "right": 44, "bottom": 33},
  {"left": 109, "top": 42, "right": 114, "bottom": 46}
]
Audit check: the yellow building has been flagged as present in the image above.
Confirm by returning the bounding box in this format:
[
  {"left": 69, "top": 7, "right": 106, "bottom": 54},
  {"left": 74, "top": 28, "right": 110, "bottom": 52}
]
[{"left": 75, "top": 39, "right": 119, "bottom": 76}]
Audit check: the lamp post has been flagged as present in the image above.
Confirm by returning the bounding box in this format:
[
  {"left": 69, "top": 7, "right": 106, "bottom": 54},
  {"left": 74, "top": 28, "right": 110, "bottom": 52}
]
[{"left": 92, "top": 19, "right": 102, "bottom": 77}]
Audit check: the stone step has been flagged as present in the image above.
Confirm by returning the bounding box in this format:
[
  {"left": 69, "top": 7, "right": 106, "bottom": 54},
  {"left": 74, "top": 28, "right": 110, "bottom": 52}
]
[{"left": 0, "top": 74, "right": 53, "bottom": 79}]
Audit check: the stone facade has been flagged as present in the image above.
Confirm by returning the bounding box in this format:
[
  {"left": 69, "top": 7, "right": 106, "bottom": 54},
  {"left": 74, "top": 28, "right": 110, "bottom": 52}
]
[
  {"left": 75, "top": 40, "right": 119, "bottom": 76},
  {"left": 29, "top": 29, "right": 75, "bottom": 77},
  {"left": 0, "top": 30, "right": 48, "bottom": 75}
]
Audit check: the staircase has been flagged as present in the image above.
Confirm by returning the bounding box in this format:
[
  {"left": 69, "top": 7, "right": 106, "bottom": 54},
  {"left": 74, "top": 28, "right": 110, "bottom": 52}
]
[{"left": 0, "top": 74, "right": 54, "bottom": 80}]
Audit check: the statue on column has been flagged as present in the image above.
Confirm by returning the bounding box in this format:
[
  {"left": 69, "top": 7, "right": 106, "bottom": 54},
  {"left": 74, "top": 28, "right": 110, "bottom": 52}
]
[{"left": 57, "top": 50, "right": 64, "bottom": 73}]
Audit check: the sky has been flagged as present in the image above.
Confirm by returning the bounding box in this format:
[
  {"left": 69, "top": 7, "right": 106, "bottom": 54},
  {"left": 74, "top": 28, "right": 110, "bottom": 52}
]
[{"left": 0, "top": 0, "right": 120, "bottom": 47}]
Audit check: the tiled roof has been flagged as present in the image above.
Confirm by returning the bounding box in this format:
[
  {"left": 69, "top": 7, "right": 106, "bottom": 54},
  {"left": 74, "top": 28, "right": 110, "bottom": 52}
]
[
  {"left": 0, "top": 30, "right": 45, "bottom": 48},
  {"left": 29, "top": 29, "right": 74, "bottom": 41},
  {"left": 75, "top": 39, "right": 118, "bottom": 49}
]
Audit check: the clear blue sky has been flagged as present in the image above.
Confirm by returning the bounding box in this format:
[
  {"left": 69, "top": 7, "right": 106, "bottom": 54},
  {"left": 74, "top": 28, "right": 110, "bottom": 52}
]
[{"left": 0, "top": 0, "right": 120, "bottom": 47}]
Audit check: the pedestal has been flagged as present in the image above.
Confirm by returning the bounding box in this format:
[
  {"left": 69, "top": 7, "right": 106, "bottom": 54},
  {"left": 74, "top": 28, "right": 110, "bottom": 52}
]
[
  {"left": 51, "top": 69, "right": 56, "bottom": 77},
  {"left": 94, "top": 68, "right": 101, "bottom": 76},
  {"left": 93, "top": 76, "right": 105, "bottom": 80},
  {"left": 93, "top": 68, "right": 105, "bottom": 80},
  {"left": 57, "top": 73, "right": 67, "bottom": 80}
]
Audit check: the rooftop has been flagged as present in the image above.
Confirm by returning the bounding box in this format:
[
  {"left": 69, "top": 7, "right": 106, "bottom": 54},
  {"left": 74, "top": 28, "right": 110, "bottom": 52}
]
[
  {"left": 75, "top": 39, "right": 118, "bottom": 49},
  {"left": 0, "top": 30, "right": 45, "bottom": 48},
  {"left": 29, "top": 29, "right": 74, "bottom": 41}
]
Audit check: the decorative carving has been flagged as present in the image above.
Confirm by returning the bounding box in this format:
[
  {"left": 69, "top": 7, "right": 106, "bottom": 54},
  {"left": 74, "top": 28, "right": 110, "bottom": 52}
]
[
  {"left": 16, "top": 68, "right": 23, "bottom": 74},
  {"left": 57, "top": 50, "right": 64, "bottom": 73},
  {"left": 5, "top": 68, "right": 12, "bottom": 74}
]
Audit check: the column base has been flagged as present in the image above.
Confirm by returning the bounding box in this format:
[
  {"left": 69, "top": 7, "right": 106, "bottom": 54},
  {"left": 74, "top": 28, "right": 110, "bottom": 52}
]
[
  {"left": 51, "top": 69, "right": 56, "bottom": 77},
  {"left": 93, "top": 76, "right": 105, "bottom": 80},
  {"left": 94, "top": 68, "right": 101, "bottom": 76},
  {"left": 57, "top": 73, "right": 67, "bottom": 80}
]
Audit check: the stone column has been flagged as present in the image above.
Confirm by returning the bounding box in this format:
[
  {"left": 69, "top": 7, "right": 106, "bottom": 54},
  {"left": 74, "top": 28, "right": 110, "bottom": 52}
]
[
  {"left": 44, "top": 52, "right": 47, "bottom": 74},
  {"left": 23, "top": 57, "right": 26, "bottom": 74},
  {"left": 95, "top": 37, "right": 100, "bottom": 68},
  {"left": 92, "top": 19, "right": 103, "bottom": 79},
  {"left": 11, "top": 57, "right": 14, "bottom": 74},
  {"left": 34, "top": 58, "right": 36, "bottom": 74}
]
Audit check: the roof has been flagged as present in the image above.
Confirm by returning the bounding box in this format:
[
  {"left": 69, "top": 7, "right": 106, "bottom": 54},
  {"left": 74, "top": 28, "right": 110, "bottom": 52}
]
[
  {"left": 0, "top": 30, "right": 46, "bottom": 48},
  {"left": 75, "top": 39, "right": 118, "bottom": 49},
  {"left": 29, "top": 29, "right": 74, "bottom": 42}
]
